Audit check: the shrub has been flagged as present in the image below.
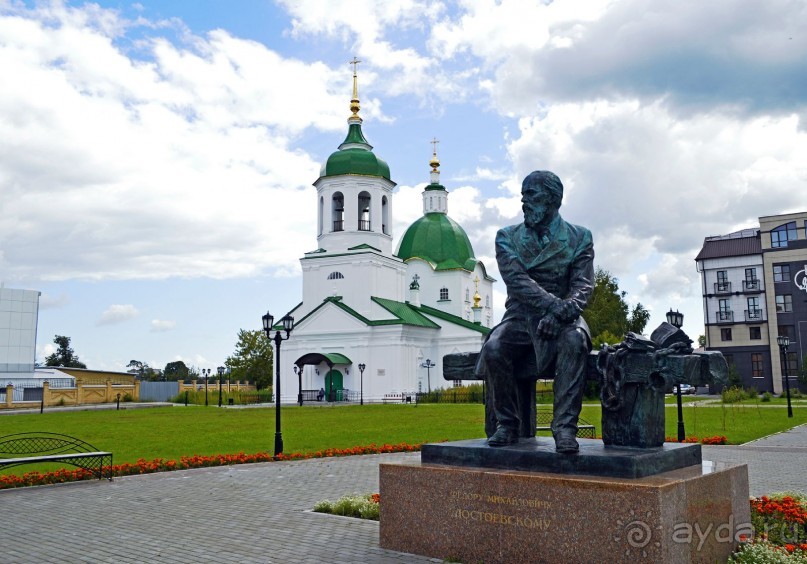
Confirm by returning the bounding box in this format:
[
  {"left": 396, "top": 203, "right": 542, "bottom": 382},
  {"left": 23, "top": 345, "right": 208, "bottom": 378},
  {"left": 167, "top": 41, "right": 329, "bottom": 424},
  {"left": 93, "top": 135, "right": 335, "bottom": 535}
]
[
  {"left": 730, "top": 492, "right": 807, "bottom": 562},
  {"left": 762, "top": 392, "right": 773, "bottom": 402},
  {"left": 313, "top": 493, "right": 379, "bottom": 521},
  {"left": 122, "top": 393, "right": 133, "bottom": 402},
  {"left": 722, "top": 386, "right": 748, "bottom": 404}
]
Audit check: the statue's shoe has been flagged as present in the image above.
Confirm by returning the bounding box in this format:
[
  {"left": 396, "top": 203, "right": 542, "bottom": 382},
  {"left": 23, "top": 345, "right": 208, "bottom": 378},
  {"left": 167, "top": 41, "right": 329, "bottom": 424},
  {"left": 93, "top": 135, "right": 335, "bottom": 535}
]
[
  {"left": 555, "top": 435, "right": 579, "bottom": 454},
  {"left": 487, "top": 427, "right": 519, "bottom": 447}
]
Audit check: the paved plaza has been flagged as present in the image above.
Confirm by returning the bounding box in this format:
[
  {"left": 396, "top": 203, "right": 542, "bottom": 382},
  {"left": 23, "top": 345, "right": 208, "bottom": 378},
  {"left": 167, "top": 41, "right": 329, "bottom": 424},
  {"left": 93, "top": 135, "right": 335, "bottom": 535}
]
[{"left": 1, "top": 425, "right": 806, "bottom": 563}]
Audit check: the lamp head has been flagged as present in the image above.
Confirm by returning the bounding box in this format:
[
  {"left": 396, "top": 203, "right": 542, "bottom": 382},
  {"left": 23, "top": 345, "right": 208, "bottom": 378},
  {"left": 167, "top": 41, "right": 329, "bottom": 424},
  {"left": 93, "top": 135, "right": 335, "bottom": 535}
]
[
  {"left": 281, "top": 314, "right": 294, "bottom": 334},
  {"left": 777, "top": 334, "right": 790, "bottom": 349},
  {"left": 217, "top": 366, "right": 225, "bottom": 376},
  {"left": 262, "top": 311, "right": 274, "bottom": 334},
  {"left": 666, "top": 308, "right": 684, "bottom": 328}
]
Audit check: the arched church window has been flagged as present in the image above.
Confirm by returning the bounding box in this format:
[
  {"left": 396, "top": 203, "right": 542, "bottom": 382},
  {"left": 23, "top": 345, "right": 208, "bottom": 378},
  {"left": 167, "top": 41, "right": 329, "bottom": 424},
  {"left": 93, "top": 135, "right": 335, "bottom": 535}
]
[
  {"left": 486, "top": 295, "right": 490, "bottom": 308},
  {"left": 439, "top": 287, "right": 449, "bottom": 301},
  {"left": 465, "top": 288, "right": 470, "bottom": 302},
  {"left": 327, "top": 272, "right": 345, "bottom": 280},
  {"left": 382, "top": 195, "right": 389, "bottom": 235},
  {"left": 332, "top": 192, "right": 344, "bottom": 232},
  {"left": 358, "top": 191, "right": 371, "bottom": 231}
]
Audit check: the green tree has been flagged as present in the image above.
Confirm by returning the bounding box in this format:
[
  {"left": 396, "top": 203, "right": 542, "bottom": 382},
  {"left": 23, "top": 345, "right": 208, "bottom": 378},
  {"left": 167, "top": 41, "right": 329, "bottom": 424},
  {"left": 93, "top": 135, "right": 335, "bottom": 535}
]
[
  {"left": 163, "top": 360, "right": 190, "bottom": 381},
  {"left": 127, "top": 360, "right": 158, "bottom": 381},
  {"left": 583, "top": 268, "right": 650, "bottom": 343},
  {"left": 44, "top": 335, "right": 87, "bottom": 368},
  {"left": 698, "top": 335, "right": 706, "bottom": 348},
  {"left": 225, "top": 329, "right": 274, "bottom": 389}
]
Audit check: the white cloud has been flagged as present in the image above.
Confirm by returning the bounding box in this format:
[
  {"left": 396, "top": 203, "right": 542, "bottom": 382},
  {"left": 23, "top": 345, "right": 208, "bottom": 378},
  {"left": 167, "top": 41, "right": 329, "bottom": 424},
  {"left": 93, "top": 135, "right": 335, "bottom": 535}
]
[
  {"left": 38, "top": 292, "right": 70, "bottom": 309},
  {"left": 97, "top": 304, "right": 139, "bottom": 325},
  {"left": 0, "top": 4, "right": 359, "bottom": 283},
  {"left": 150, "top": 319, "right": 176, "bottom": 332}
]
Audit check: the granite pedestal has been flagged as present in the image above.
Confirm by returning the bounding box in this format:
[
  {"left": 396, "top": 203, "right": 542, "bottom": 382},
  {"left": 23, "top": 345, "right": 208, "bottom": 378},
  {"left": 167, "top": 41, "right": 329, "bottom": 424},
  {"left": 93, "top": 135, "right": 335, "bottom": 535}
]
[{"left": 380, "top": 439, "right": 750, "bottom": 564}]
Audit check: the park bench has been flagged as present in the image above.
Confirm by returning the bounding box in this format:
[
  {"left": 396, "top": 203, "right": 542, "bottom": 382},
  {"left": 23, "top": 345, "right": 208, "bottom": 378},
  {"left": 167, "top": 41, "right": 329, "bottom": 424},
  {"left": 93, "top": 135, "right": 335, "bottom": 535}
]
[
  {"left": 383, "top": 392, "right": 414, "bottom": 404},
  {"left": 301, "top": 389, "right": 322, "bottom": 402},
  {"left": 536, "top": 407, "right": 596, "bottom": 438},
  {"left": 0, "top": 432, "right": 113, "bottom": 481}
]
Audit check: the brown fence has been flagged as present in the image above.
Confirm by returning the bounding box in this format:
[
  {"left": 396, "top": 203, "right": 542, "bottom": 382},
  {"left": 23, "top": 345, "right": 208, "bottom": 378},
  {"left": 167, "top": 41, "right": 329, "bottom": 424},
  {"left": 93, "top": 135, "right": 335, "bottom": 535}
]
[{"left": 2, "top": 379, "right": 140, "bottom": 409}]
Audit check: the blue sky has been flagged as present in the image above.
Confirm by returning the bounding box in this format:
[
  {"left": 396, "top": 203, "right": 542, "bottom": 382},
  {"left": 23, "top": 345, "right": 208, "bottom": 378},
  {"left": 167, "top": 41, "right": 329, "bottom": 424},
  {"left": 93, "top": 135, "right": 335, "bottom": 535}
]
[{"left": 2, "top": 0, "right": 806, "bottom": 373}]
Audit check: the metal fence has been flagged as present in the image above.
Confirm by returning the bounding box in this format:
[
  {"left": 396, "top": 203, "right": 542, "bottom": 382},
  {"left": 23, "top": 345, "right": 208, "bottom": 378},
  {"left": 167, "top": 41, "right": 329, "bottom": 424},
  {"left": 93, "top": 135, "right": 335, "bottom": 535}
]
[
  {"left": 139, "top": 381, "right": 179, "bottom": 402},
  {"left": 414, "top": 388, "right": 485, "bottom": 404}
]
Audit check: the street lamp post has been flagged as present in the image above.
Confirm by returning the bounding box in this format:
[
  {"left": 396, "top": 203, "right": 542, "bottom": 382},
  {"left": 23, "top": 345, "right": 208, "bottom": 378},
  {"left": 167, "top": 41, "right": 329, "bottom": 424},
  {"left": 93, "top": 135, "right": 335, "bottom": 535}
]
[
  {"left": 294, "top": 365, "right": 303, "bottom": 407},
  {"left": 421, "top": 359, "right": 435, "bottom": 393},
  {"left": 777, "top": 335, "right": 794, "bottom": 418},
  {"left": 262, "top": 311, "right": 294, "bottom": 457},
  {"left": 358, "top": 363, "right": 366, "bottom": 405},
  {"left": 203, "top": 368, "right": 210, "bottom": 406},
  {"left": 217, "top": 366, "right": 225, "bottom": 407},
  {"left": 666, "top": 309, "right": 686, "bottom": 441}
]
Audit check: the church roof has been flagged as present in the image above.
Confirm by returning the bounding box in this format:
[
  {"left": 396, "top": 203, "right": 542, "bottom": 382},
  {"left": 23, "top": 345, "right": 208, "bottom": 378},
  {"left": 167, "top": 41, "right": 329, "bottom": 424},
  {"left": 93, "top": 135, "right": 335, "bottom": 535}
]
[
  {"left": 320, "top": 146, "right": 391, "bottom": 180},
  {"left": 396, "top": 213, "right": 477, "bottom": 271}
]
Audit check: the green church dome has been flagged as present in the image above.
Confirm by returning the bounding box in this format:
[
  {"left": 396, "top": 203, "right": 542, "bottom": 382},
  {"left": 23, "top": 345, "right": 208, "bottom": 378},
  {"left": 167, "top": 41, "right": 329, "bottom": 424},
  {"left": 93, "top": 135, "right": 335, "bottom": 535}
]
[
  {"left": 321, "top": 147, "right": 391, "bottom": 180},
  {"left": 396, "top": 213, "right": 478, "bottom": 271}
]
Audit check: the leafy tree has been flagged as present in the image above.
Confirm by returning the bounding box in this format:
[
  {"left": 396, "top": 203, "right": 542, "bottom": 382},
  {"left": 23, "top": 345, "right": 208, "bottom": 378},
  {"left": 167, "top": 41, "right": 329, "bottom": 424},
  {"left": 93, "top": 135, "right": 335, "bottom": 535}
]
[
  {"left": 127, "top": 360, "right": 158, "bottom": 381},
  {"left": 698, "top": 335, "right": 706, "bottom": 348},
  {"left": 163, "top": 360, "right": 190, "bottom": 381},
  {"left": 591, "top": 330, "right": 624, "bottom": 349},
  {"left": 44, "top": 335, "right": 87, "bottom": 368},
  {"left": 583, "top": 268, "right": 650, "bottom": 344},
  {"left": 225, "top": 329, "right": 274, "bottom": 389}
]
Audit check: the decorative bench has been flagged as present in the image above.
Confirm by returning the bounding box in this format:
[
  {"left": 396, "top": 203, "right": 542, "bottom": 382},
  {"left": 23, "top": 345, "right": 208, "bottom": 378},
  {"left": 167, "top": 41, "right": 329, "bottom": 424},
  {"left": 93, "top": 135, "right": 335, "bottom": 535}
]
[
  {"left": 383, "top": 393, "right": 414, "bottom": 404},
  {"left": 0, "top": 432, "right": 113, "bottom": 481},
  {"left": 536, "top": 407, "right": 596, "bottom": 438}
]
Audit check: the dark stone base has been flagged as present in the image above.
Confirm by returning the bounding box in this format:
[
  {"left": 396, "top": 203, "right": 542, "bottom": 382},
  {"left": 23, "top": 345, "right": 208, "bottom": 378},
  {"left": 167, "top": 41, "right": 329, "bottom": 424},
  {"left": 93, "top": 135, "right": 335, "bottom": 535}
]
[{"left": 421, "top": 437, "right": 702, "bottom": 479}]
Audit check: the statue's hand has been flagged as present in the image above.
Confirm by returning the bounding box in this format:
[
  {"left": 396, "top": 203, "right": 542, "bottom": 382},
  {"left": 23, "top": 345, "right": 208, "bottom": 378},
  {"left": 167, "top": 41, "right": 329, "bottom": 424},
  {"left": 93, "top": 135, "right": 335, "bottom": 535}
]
[
  {"left": 537, "top": 315, "right": 561, "bottom": 338},
  {"left": 552, "top": 299, "right": 581, "bottom": 324}
]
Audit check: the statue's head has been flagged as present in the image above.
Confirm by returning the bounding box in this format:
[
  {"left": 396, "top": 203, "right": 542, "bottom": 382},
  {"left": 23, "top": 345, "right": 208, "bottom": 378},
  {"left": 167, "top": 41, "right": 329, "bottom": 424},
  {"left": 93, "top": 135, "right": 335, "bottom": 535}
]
[{"left": 521, "top": 171, "right": 563, "bottom": 230}]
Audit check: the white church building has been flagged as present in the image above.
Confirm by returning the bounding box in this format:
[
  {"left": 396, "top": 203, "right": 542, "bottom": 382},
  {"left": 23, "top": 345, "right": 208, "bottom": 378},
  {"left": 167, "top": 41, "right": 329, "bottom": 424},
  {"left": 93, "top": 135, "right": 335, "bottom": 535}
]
[{"left": 277, "top": 69, "right": 494, "bottom": 402}]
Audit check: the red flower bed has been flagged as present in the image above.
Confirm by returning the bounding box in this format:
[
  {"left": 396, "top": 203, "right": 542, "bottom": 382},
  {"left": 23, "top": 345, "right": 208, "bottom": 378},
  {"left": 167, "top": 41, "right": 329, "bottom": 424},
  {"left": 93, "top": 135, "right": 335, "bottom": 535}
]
[
  {"left": 664, "top": 435, "right": 729, "bottom": 445},
  {"left": 0, "top": 442, "right": 422, "bottom": 490}
]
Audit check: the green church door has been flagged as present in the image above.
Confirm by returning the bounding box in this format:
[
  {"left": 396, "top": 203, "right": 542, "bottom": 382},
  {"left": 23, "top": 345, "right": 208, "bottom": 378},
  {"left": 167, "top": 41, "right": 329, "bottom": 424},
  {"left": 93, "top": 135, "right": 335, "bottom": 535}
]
[{"left": 325, "top": 370, "right": 343, "bottom": 401}]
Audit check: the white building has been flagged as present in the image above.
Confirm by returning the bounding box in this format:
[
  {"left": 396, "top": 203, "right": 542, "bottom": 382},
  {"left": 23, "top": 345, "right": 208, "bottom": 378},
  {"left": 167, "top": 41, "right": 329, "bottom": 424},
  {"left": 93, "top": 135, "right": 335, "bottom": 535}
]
[
  {"left": 276, "top": 71, "right": 494, "bottom": 402},
  {"left": 0, "top": 286, "right": 40, "bottom": 375}
]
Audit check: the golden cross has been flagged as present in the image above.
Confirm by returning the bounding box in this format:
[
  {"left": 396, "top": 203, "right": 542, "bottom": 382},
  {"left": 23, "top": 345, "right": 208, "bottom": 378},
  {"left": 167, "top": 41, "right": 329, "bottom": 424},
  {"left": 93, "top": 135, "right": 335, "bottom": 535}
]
[
  {"left": 431, "top": 137, "right": 440, "bottom": 155},
  {"left": 349, "top": 56, "right": 362, "bottom": 75}
]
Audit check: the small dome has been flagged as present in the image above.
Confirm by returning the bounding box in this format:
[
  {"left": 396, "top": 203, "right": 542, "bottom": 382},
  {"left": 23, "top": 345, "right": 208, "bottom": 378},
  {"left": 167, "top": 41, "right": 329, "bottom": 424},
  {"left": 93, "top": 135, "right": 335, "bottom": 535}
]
[
  {"left": 396, "top": 213, "right": 477, "bottom": 271},
  {"left": 321, "top": 147, "right": 391, "bottom": 180}
]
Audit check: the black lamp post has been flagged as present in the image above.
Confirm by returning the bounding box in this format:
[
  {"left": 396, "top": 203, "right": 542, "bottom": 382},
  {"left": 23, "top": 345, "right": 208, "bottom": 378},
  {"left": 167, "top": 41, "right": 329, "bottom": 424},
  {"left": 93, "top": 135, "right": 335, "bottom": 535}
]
[
  {"left": 294, "top": 365, "right": 303, "bottom": 407},
  {"left": 262, "top": 311, "right": 294, "bottom": 457},
  {"left": 421, "top": 359, "right": 435, "bottom": 393},
  {"left": 217, "top": 366, "right": 225, "bottom": 407},
  {"left": 202, "top": 368, "right": 210, "bottom": 406},
  {"left": 777, "top": 335, "right": 794, "bottom": 418},
  {"left": 666, "top": 308, "right": 686, "bottom": 441},
  {"left": 358, "top": 363, "right": 366, "bottom": 405}
]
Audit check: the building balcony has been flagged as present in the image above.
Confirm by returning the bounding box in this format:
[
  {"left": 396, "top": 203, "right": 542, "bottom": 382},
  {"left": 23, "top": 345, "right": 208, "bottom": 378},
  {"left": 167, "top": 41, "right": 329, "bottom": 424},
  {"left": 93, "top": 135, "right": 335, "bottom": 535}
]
[
  {"left": 715, "top": 310, "right": 734, "bottom": 323},
  {"left": 358, "top": 220, "right": 371, "bottom": 231},
  {"left": 714, "top": 282, "right": 732, "bottom": 293},
  {"left": 743, "top": 280, "right": 762, "bottom": 292},
  {"left": 744, "top": 309, "right": 764, "bottom": 322},
  {"left": 333, "top": 220, "right": 344, "bottom": 232}
]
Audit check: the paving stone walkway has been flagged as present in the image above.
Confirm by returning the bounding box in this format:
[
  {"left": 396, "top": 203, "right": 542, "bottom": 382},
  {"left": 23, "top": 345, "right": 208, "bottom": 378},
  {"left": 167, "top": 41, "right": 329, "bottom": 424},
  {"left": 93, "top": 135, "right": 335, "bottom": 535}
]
[{"left": 1, "top": 424, "right": 805, "bottom": 563}]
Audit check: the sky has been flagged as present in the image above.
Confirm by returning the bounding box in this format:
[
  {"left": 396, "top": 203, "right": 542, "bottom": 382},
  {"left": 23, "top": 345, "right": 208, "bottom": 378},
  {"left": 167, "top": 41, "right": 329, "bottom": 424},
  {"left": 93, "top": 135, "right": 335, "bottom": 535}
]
[{"left": 1, "top": 0, "right": 806, "bottom": 373}]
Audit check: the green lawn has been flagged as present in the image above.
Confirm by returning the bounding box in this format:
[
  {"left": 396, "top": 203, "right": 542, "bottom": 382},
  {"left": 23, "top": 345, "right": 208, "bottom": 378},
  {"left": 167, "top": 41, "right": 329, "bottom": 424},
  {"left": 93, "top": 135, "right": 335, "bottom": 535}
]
[{"left": 1, "top": 401, "right": 804, "bottom": 475}]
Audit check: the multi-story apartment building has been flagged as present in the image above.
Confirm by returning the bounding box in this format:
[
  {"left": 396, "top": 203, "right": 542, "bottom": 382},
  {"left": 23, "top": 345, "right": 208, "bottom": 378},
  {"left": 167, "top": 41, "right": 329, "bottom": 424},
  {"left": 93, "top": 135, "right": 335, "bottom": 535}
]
[{"left": 695, "top": 212, "right": 807, "bottom": 393}]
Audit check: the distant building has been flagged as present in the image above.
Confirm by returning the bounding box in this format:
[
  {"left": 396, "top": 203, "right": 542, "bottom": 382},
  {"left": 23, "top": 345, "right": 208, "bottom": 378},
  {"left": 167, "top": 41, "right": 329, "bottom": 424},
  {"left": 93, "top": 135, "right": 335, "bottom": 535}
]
[
  {"left": 0, "top": 286, "right": 40, "bottom": 375},
  {"left": 695, "top": 212, "right": 807, "bottom": 392}
]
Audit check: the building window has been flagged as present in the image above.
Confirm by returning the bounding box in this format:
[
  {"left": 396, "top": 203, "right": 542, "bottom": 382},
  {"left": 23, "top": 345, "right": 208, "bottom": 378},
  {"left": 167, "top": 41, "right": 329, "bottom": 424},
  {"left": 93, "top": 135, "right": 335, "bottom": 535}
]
[
  {"left": 439, "top": 287, "right": 449, "bottom": 301},
  {"left": 327, "top": 272, "right": 344, "bottom": 280},
  {"left": 786, "top": 352, "right": 798, "bottom": 374},
  {"left": 332, "top": 192, "right": 344, "bottom": 232},
  {"left": 746, "top": 297, "right": 761, "bottom": 321},
  {"left": 465, "top": 288, "right": 470, "bottom": 302},
  {"left": 721, "top": 328, "right": 732, "bottom": 341},
  {"left": 775, "top": 294, "right": 793, "bottom": 313},
  {"left": 453, "top": 380, "right": 462, "bottom": 388},
  {"left": 779, "top": 325, "right": 796, "bottom": 341},
  {"left": 773, "top": 264, "right": 791, "bottom": 283},
  {"left": 749, "top": 327, "right": 761, "bottom": 340},
  {"left": 771, "top": 222, "right": 798, "bottom": 248},
  {"left": 718, "top": 299, "right": 732, "bottom": 322},
  {"left": 716, "top": 270, "right": 729, "bottom": 292},
  {"left": 485, "top": 295, "right": 490, "bottom": 308},
  {"left": 751, "top": 353, "right": 763, "bottom": 378},
  {"left": 744, "top": 268, "right": 758, "bottom": 290}
]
